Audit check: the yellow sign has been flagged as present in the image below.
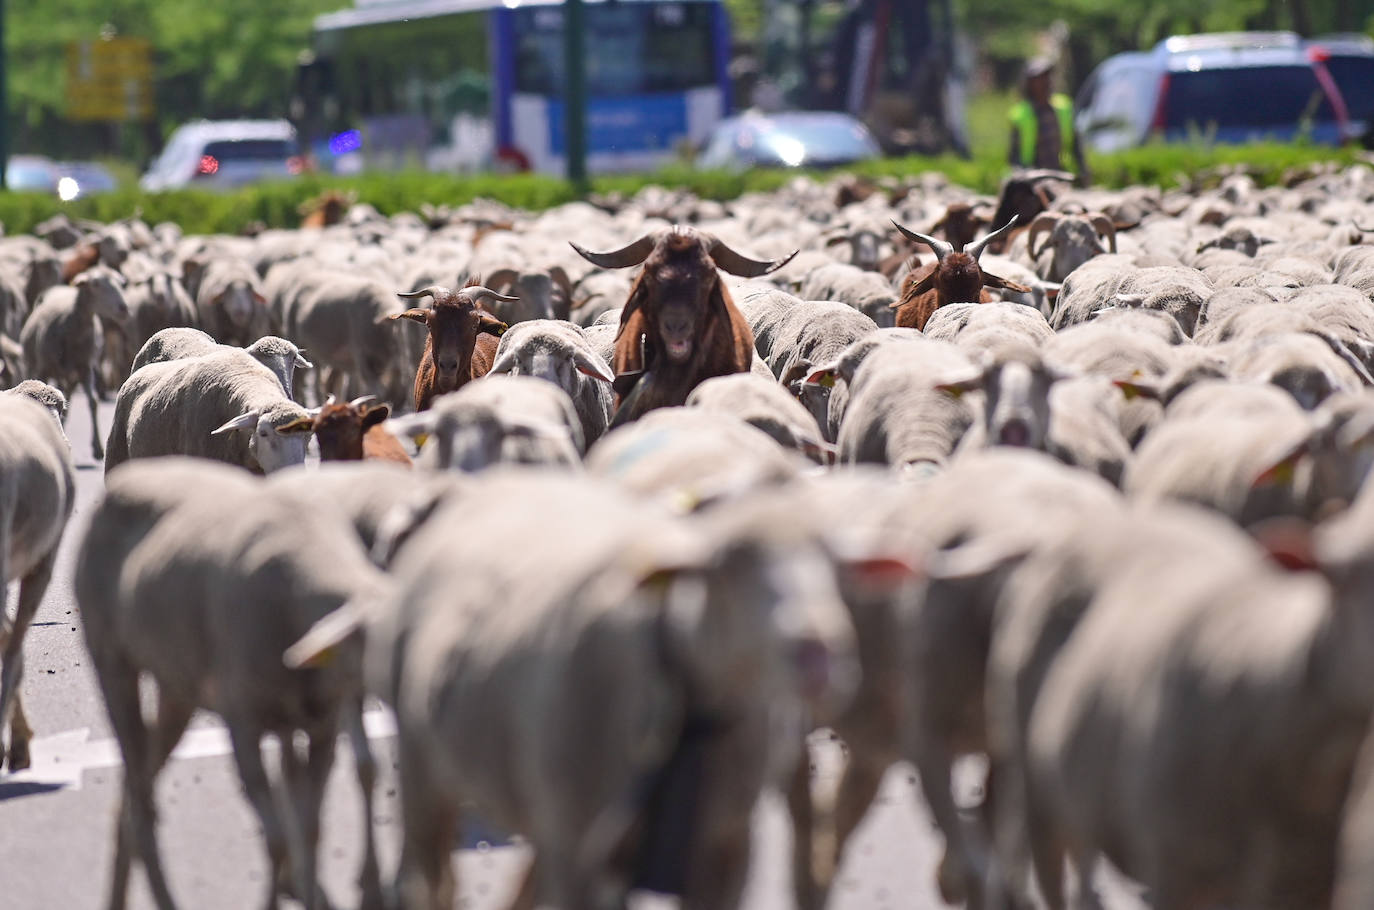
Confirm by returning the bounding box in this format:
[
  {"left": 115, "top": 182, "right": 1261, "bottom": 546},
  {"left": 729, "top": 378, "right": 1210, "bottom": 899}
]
[{"left": 65, "top": 37, "right": 154, "bottom": 122}]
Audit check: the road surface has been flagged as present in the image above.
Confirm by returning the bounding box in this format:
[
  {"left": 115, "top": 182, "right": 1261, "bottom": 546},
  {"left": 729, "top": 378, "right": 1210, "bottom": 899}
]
[{"left": 0, "top": 391, "right": 1148, "bottom": 909}]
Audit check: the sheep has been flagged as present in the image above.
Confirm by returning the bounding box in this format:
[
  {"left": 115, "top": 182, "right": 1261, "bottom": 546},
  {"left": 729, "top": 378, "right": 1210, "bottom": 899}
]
[
  {"left": 888, "top": 218, "right": 1030, "bottom": 330},
  {"left": 586, "top": 407, "right": 803, "bottom": 509},
  {"left": 801, "top": 328, "right": 925, "bottom": 443},
  {"left": 192, "top": 256, "right": 272, "bottom": 346},
  {"left": 387, "top": 374, "right": 585, "bottom": 472},
  {"left": 569, "top": 269, "right": 633, "bottom": 328},
  {"left": 1041, "top": 376, "right": 1135, "bottom": 486},
  {"left": 1223, "top": 331, "right": 1370, "bottom": 410},
  {"left": 486, "top": 319, "right": 617, "bottom": 446},
  {"left": 389, "top": 283, "right": 514, "bottom": 412},
  {"left": 287, "top": 274, "right": 421, "bottom": 407},
  {"left": 111, "top": 270, "right": 199, "bottom": 381},
  {"left": 921, "top": 300, "right": 1055, "bottom": 349},
  {"left": 1020, "top": 499, "right": 1374, "bottom": 910},
  {"left": 1043, "top": 323, "right": 1180, "bottom": 445},
  {"left": 797, "top": 262, "right": 899, "bottom": 328},
  {"left": 835, "top": 337, "right": 981, "bottom": 471},
  {"left": 749, "top": 294, "right": 880, "bottom": 391},
  {"left": 282, "top": 470, "right": 857, "bottom": 910},
  {"left": 105, "top": 348, "right": 316, "bottom": 475},
  {"left": 1336, "top": 733, "right": 1374, "bottom": 910},
  {"left": 0, "top": 386, "right": 75, "bottom": 772},
  {"left": 76, "top": 457, "right": 387, "bottom": 910},
  {"left": 20, "top": 266, "right": 130, "bottom": 459},
  {"left": 941, "top": 344, "right": 1072, "bottom": 453},
  {"left": 1024, "top": 210, "right": 1117, "bottom": 283},
  {"left": 685, "top": 373, "right": 833, "bottom": 463},
  {"left": 984, "top": 502, "right": 1264, "bottom": 910},
  {"left": 1123, "top": 398, "right": 1374, "bottom": 523},
  {"left": 882, "top": 450, "right": 1120, "bottom": 908},
  {"left": 130, "top": 328, "right": 313, "bottom": 400},
  {"left": 277, "top": 395, "right": 412, "bottom": 465}
]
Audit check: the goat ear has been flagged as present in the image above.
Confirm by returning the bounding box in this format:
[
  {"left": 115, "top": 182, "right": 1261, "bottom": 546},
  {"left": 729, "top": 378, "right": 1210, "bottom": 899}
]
[
  {"left": 899, "top": 270, "right": 939, "bottom": 301},
  {"left": 360, "top": 404, "right": 391, "bottom": 431},
  {"left": 982, "top": 271, "right": 1031, "bottom": 293},
  {"left": 480, "top": 317, "right": 509, "bottom": 337},
  {"left": 389, "top": 308, "right": 429, "bottom": 324}
]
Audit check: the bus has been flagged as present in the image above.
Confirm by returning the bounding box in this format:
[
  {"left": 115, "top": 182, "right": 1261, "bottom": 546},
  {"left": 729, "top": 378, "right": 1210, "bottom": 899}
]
[{"left": 296, "top": 0, "right": 733, "bottom": 175}]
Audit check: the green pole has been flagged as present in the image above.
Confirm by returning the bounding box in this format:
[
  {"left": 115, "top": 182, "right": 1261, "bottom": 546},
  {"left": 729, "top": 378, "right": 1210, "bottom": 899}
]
[
  {"left": 0, "top": 0, "right": 8, "bottom": 190},
  {"left": 563, "top": 0, "right": 588, "bottom": 191}
]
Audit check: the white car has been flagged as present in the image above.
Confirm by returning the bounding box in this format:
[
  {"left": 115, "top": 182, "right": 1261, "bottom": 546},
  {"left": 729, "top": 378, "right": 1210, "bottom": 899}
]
[{"left": 140, "top": 120, "right": 305, "bottom": 191}]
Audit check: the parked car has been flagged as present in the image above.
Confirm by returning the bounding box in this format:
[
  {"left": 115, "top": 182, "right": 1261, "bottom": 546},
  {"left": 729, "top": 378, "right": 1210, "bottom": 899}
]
[
  {"left": 56, "top": 161, "right": 119, "bottom": 200},
  {"left": 6, "top": 155, "right": 60, "bottom": 193},
  {"left": 1308, "top": 33, "right": 1374, "bottom": 147},
  {"left": 140, "top": 120, "right": 306, "bottom": 191},
  {"left": 697, "top": 111, "right": 883, "bottom": 170},
  {"left": 1076, "top": 31, "right": 1352, "bottom": 153}
]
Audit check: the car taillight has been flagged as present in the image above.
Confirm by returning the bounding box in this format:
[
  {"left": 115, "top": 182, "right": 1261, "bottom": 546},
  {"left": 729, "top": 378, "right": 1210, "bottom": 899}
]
[
  {"left": 1150, "top": 73, "right": 1171, "bottom": 134},
  {"left": 495, "top": 145, "right": 532, "bottom": 173},
  {"left": 195, "top": 154, "right": 219, "bottom": 177}
]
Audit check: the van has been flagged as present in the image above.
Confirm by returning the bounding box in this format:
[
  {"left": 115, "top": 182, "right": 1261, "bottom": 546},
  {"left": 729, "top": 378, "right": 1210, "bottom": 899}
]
[{"left": 1075, "top": 32, "right": 1352, "bottom": 152}]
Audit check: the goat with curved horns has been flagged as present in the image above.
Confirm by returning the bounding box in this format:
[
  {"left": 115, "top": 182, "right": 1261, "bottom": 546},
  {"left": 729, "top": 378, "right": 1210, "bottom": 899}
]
[
  {"left": 572, "top": 226, "right": 797, "bottom": 424},
  {"left": 388, "top": 282, "right": 516, "bottom": 412},
  {"left": 888, "top": 217, "right": 1031, "bottom": 331}
]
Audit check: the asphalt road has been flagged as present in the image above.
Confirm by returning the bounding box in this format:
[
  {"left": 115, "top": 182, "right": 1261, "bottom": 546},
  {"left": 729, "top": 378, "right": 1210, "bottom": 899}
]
[{"left": 0, "top": 392, "right": 1148, "bottom": 910}]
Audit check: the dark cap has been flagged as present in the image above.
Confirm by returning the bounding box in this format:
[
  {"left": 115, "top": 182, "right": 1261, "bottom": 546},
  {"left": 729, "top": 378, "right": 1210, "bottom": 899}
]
[{"left": 1024, "top": 57, "right": 1055, "bottom": 79}]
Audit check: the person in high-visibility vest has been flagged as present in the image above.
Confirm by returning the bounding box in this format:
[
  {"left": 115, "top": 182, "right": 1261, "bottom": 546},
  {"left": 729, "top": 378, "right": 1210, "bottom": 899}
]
[{"left": 1008, "top": 57, "right": 1092, "bottom": 185}]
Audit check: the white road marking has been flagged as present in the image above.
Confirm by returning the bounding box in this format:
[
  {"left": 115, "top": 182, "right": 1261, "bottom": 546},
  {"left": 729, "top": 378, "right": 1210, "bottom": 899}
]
[{"left": 2, "top": 707, "right": 397, "bottom": 792}]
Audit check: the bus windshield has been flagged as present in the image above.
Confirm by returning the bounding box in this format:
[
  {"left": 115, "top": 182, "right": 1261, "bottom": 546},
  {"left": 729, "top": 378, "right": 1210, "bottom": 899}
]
[{"left": 514, "top": 2, "right": 716, "bottom": 96}]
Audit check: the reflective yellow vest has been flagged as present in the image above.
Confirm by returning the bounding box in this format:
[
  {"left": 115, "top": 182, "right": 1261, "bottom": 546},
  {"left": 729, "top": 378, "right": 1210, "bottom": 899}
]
[{"left": 1010, "top": 95, "right": 1075, "bottom": 169}]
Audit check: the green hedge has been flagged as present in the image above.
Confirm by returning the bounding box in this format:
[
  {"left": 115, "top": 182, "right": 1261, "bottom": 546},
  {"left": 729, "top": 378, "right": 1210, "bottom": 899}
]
[{"left": 4, "top": 142, "right": 1370, "bottom": 237}]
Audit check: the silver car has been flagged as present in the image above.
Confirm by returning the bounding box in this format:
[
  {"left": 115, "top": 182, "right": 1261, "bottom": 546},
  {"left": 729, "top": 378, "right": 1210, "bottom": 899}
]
[{"left": 141, "top": 120, "right": 305, "bottom": 191}]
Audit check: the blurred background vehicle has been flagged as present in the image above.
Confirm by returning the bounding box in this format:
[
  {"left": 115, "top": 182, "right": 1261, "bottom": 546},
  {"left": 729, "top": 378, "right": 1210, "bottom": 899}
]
[
  {"left": 139, "top": 120, "right": 306, "bottom": 191},
  {"left": 697, "top": 110, "right": 881, "bottom": 169},
  {"left": 296, "top": 0, "right": 734, "bottom": 176},
  {"left": 6, "top": 155, "right": 60, "bottom": 193},
  {"left": 1308, "top": 33, "right": 1374, "bottom": 147},
  {"left": 1075, "top": 31, "right": 1351, "bottom": 153},
  {"left": 55, "top": 162, "right": 119, "bottom": 200}
]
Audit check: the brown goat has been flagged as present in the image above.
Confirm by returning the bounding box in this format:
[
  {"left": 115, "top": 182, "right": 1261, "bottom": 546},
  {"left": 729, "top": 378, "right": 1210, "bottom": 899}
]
[
  {"left": 298, "top": 190, "right": 356, "bottom": 229},
  {"left": 61, "top": 243, "right": 100, "bottom": 284},
  {"left": 889, "top": 217, "right": 1030, "bottom": 330},
  {"left": 388, "top": 282, "right": 514, "bottom": 412},
  {"left": 572, "top": 226, "right": 795, "bottom": 424},
  {"left": 277, "top": 395, "right": 412, "bottom": 465}
]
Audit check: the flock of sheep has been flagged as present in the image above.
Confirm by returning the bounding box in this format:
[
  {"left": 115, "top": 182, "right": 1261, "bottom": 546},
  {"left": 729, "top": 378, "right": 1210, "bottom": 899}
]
[{"left": 5, "top": 161, "right": 1374, "bottom": 910}]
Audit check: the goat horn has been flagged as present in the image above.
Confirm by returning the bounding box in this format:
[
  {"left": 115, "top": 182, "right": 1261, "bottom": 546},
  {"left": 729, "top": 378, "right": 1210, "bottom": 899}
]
[
  {"left": 349, "top": 395, "right": 378, "bottom": 408},
  {"left": 1355, "top": 222, "right": 1374, "bottom": 233},
  {"left": 571, "top": 235, "right": 656, "bottom": 270},
  {"left": 967, "top": 215, "right": 1021, "bottom": 261},
  {"left": 1089, "top": 213, "right": 1118, "bottom": 253},
  {"left": 1026, "top": 212, "right": 1062, "bottom": 260},
  {"left": 891, "top": 219, "right": 954, "bottom": 262},
  {"left": 398, "top": 286, "right": 447, "bottom": 301},
  {"left": 706, "top": 236, "right": 797, "bottom": 277},
  {"left": 462, "top": 286, "right": 520, "bottom": 304}
]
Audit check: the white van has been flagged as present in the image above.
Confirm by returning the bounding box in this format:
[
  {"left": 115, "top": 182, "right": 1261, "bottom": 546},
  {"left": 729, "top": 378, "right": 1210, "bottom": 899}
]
[{"left": 1075, "top": 32, "right": 1352, "bottom": 153}]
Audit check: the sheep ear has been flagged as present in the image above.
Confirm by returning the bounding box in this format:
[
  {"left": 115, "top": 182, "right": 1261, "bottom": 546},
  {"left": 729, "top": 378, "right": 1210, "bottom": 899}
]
[
  {"left": 926, "top": 536, "right": 1033, "bottom": 582},
  {"left": 1112, "top": 378, "right": 1162, "bottom": 402},
  {"left": 283, "top": 599, "right": 369, "bottom": 669},
  {"left": 1251, "top": 440, "right": 1311, "bottom": 489},
  {"left": 804, "top": 363, "right": 839, "bottom": 388},
  {"left": 935, "top": 373, "right": 984, "bottom": 398},
  {"left": 275, "top": 417, "right": 316, "bottom": 435},
  {"left": 982, "top": 271, "right": 1031, "bottom": 293},
  {"left": 211, "top": 411, "right": 260, "bottom": 435},
  {"left": 389, "top": 308, "right": 429, "bottom": 324},
  {"left": 360, "top": 404, "right": 391, "bottom": 431},
  {"left": 253, "top": 291, "right": 267, "bottom": 306},
  {"left": 1247, "top": 517, "right": 1319, "bottom": 573},
  {"left": 573, "top": 349, "right": 616, "bottom": 383},
  {"left": 385, "top": 412, "right": 438, "bottom": 441}
]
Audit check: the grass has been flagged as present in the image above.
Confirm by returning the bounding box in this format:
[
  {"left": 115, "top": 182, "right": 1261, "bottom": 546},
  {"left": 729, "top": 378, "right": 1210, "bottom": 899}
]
[{"left": 2, "top": 138, "right": 1368, "bottom": 237}]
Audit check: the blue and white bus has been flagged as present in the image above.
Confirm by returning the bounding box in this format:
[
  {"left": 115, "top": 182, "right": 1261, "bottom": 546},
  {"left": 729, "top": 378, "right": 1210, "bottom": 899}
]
[{"left": 299, "top": 0, "right": 733, "bottom": 175}]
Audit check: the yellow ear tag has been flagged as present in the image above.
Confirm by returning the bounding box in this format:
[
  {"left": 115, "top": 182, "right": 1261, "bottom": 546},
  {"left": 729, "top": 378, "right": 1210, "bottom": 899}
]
[
  {"left": 943, "top": 386, "right": 964, "bottom": 399},
  {"left": 413, "top": 432, "right": 430, "bottom": 449},
  {"left": 1119, "top": 384, "right": 1141, "bottom": 401},
  {"left": 819, "top": 373, "right": 836, "bottom": 389},
  {"left": 1255, "top": 458, "right": 1297, "bottom": 488}
]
